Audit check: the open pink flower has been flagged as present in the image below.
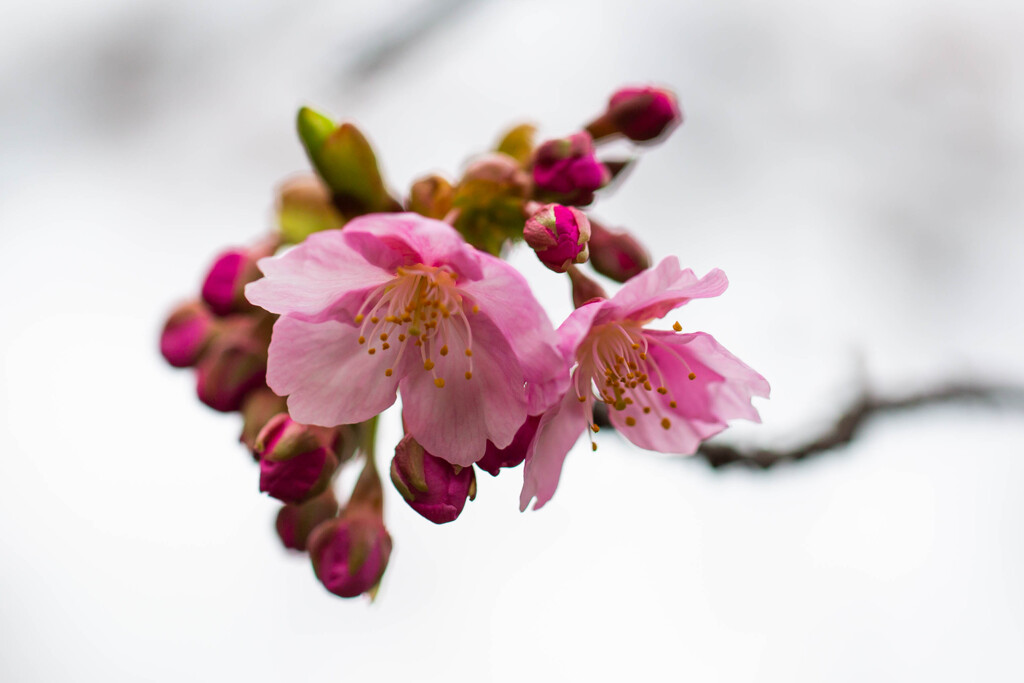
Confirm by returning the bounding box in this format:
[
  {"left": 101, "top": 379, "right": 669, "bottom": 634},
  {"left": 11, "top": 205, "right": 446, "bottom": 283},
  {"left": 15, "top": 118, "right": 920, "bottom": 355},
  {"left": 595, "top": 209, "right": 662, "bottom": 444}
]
[
  {"left": 520, "top": 256, "right": 769, "bottom": 511},
  {"left": 246, "top": 213, "right": 566, "bottom": 466}
]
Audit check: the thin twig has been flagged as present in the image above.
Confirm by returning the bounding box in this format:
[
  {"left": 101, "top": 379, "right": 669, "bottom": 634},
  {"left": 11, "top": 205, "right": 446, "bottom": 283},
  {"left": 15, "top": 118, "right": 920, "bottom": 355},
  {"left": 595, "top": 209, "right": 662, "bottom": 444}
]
[{"left": 695, "top": 382, "right": 1024, "bottom": 469}]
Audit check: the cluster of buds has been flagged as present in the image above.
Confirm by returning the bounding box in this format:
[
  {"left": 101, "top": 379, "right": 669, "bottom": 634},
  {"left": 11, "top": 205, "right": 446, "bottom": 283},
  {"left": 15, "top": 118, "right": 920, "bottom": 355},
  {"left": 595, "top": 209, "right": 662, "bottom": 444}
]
[{"left": 159, "top": 84, "right": 768, "bottom": 601}]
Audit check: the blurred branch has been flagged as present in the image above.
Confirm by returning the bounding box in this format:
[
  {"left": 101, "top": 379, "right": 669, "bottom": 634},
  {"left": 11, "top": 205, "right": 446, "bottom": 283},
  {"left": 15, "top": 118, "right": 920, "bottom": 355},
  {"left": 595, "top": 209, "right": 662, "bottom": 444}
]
[{"left": 694, "top": 381, "right": 1024, "bottom": 469}]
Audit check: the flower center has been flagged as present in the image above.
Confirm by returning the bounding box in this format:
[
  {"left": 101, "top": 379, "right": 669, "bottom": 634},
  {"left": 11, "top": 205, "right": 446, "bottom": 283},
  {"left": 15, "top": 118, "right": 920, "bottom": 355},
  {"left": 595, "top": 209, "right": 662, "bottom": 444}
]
[
  {"left": 353, "top": 264, "right": 477, "bottom": 387},
  {"left": 574, "top": 320, "right": 698, "bottom": 444}
]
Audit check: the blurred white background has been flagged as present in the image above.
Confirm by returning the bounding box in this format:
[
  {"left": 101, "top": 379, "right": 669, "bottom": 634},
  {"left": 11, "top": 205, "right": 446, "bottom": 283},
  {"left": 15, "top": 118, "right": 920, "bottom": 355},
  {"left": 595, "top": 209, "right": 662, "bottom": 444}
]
[{"left": 2, "top": 0, "right": 1023, "bottom": 680}]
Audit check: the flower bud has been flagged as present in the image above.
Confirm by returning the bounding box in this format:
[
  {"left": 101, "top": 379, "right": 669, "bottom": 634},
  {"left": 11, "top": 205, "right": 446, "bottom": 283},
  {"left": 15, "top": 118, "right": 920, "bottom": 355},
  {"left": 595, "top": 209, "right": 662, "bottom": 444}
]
[
  {"left": 476, "top": 414, "right": 541, "bottom": 476},
  {"left": 159, "top": 300, "right": 215, "bottom": 368},
  {"left": 201, "top": 237, "right": 279, "bottom": 317},
  {"left": 390, "top": 434, "right": 476, "bottom": 524},
  {"left": 308, "top": 513, "right": 392, "bottom": 598},
  {"left": 586, "top": 86, "right": 682, "bottom": 144},
  {"left": 567, "top": 266, "right": 608, "bottom": 309},
  {"left": 275, "top": 489, "right": 339, "bottom": 552},
  {"left": 524, "top": 204, "right": 591, "bottom": 273},
  {"left": 297, "top": 107, "right": 395, "bottom": 215},
  {"left": 256, "top": 413, "right": 340, "bottom": 504},
  {"left": 239, "top": 386, "right": 288, "bottom": 454},
  {"left": 451, "top": 153, "right": 531, "bottom": 254},
  {"left": 276, "top": 174, "right": 345, "bottom": 244},
  {"left": 194, "top": 322, "right": 267, "bottom": 412},
  {"left": 531, "top": 132, "right": 610, "bottom": 206},
  {"left": 587, "top": 220, "right": 651, "bottom": 283},
  {"left": 407, "top": 174, "right": 454, "bottom": 220}
]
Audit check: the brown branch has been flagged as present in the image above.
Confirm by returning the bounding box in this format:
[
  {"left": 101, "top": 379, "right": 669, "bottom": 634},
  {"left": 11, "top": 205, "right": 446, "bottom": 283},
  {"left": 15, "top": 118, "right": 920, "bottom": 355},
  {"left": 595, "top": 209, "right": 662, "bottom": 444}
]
[
  {"left": 695, "top": 382, "right": 1024, "bottom": 469},
  {"left": 592, "top": 381, "right": 1024, "bottom": 469}
]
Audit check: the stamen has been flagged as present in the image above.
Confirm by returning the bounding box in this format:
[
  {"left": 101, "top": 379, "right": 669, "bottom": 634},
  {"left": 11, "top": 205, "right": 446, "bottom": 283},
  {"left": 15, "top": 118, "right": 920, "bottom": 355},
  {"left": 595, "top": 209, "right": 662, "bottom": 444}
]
[{"left": 434, "top": 378, "right": 446, "bottom": 388}]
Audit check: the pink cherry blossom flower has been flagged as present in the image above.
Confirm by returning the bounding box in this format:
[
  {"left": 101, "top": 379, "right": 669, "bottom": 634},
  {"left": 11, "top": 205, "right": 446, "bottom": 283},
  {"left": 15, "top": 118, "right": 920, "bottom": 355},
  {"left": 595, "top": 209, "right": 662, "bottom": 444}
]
[
  {"left": 245, "top": 213, "right": 566, "bottom": 466},
  {"left": 520, "top": 256, "right": 769, "bottom": 511}
]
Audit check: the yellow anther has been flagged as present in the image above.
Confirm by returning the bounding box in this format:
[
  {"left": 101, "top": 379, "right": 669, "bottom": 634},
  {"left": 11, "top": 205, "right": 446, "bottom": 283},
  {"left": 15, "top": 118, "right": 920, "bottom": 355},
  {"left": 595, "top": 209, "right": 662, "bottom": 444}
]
[
  {"left": 380, "top": 333, "right": 388, "bottom": 341},
  {"left": 368, "top": 348, "right": 376, "bottom": 355},
  {"left": 382, "top": 342, "right": 390, "bottom": 350},
  {"left": 591, "top": 442, "right": 598, "bottom": 452},
  {"left": 661, "top": 418, "right": 671, "bottom": 429},
  {"left": 625, "top": 416, "right": 636, "bottom": 427},
  {"left": 355, "top": 314, "right": 364, "bottom": 323},
  {"left": 465, "top": 349, "right": 473, "bottom": 357},
  {"left": 643, "top": 381, "right": 652, "bottom": 391},
  {"left": 657, "top": 387, "right": 668, "bottom": 395},
  {"left": 643, "top": 407, "right": 651, "bottom": 414},
  {"left": 358, "top": 336, "right": 366, "bottom": 345},
  {"left": 440, "top": 345, "right": 449, "bottom": 356},
  {"left": 424, "top": 359, "right": 435, "bottom": 371},
  {"left": 385, "top": 368, "right": 393, "bottom": 377},
  {"left": 639, "top": 352, "right": 647, "bottom": 360},
  {"left": 464, "top": 371, "right": 472, "bottom": 380},
  {"left": 688, "top": 372, "right": 696, "bottom": 380},
  {"left": 590, "top": 424, "right": 600, "bottom": 433},
  {"left": 371, "top": 316, "right": 380, "bottom": 324},
  {"left": 631, "top": 343, "right": 640, "bottom": 350},
  {"left": 672, "top": 321, "right": 682, "bottom": 332},
  {"left": 472, "top": 305, "right": 480, "bottom": 314},
  {"left": 434, "top": 378, "right": 446, "bottom": 388},
  {"left": 398, "top": 334, "right": 406, "bottom": 342},
  {"left": 578, "top": 395, "right": 587, "bottom": 402},
  {"left": 669, "top": 400, "right": 677, "bottom": 408}
]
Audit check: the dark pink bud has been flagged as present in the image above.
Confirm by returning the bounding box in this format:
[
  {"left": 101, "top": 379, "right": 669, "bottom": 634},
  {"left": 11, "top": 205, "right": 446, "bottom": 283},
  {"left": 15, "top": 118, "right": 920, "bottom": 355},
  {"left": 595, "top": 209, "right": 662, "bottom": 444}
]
[
  {"left": 607, "top": 86, "right": 681, "bottom": 143},
  {"left": 308, "top": 513, "right": 392, "bottom": 598},
  {"left": 532, "top": 132, "right": 610, "bottom": 206},
  {"left": 160, "top": 300, "right": 215, "bottom": 368},
  {"left": 587, "top": 220, "right": 651, "bottom": 283},
  {"left": 524, "top": 204, "right": 591, "bottom": 273},
  {"left": 275, "top": 489, "right": 339, "bottom": 552},
  {"left": 256, "top": 414, "right": 339, "bottom": 504},
  {"left": 194, "top": 323, "right": 267, "bottom": 412},
  {"left": 201, "top": 238, "right": 278, "bottom": 317},
  {"left": 390, "top": 434, "right": 476, "bottom": 524},
  {"left": 476, "top": 414, "right": 541, "bottom": 476}
]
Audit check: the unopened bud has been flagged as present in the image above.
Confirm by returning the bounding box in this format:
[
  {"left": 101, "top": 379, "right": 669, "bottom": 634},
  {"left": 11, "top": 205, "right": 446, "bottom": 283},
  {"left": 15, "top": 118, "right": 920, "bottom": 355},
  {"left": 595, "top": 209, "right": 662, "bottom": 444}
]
[
  {"left": 586, "top": 86, "right": 682, "bottom": 144},
  {"left": 407, "top": 175, "right": 454, "bottom": 219},
  {"left": 296, "top": 107, "right": 393, "bottom": 214},
  {"left": 587, "top": 220, "right": 651, "bottom": 282},
  {"left": 532, "top": 132, "right": 610, "bottom": 206},
  {"left": 495, "top": 123, "right": 537, "bottom": 166},
  {"left": 275, "top": 489, "right": 339, "bottom": 552},
  {"left": 239, "top": 386, "right": 288, "bottom": 454},
  {"left": 256, "top": 413, "right": 339, "bottom": 504},
  {"left": 159, "top": 300, "right": 215, "bottom": 368},
  {"left": 451, "top": 153, "right": 531, "bottom": 254},
  {"left": 567, "top": 266, "right": 608, "bottom": 309},
  {"left": 390, "top": 434, "right": 476, "bottom": 524},
  {"left": 476, "top": 414, "right": 541, "bottom": 476},
  {"left": 194, "top": 321, "right": 267, "bottom": 412},
  {"left": 276, "top": 174, "right": 345, "bottom": 244},
  {"left": 308, "top": 513, "right": 392, "bottom": 598},
  {"left": 524, "top": 204, "right": 591, "bottom": 273},
  {"left": 201, "top": 241, "right": 276, "bottom": 317}
]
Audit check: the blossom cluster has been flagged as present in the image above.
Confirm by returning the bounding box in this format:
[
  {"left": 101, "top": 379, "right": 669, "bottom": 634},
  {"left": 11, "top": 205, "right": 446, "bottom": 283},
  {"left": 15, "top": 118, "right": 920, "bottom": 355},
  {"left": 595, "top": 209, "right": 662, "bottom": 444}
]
[{"left": 160, "top": 85, "right": 768, "bottom": 599}]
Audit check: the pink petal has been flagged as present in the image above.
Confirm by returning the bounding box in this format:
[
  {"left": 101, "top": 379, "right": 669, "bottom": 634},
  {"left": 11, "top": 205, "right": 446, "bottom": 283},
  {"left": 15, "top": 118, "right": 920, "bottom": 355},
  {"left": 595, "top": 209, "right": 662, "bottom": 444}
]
[
  {"left": 246, "top": 230, "right": 393, "bottom": 323},
  {"left": 555, "top": 301, "right": 605, "bottom": 360},
  {"left": 342, "top": 213, "right": 484, "bottom": 281},
  {"left": 608, "top": 330, "right": 769, "bottom": 453},
  {"left": 519, "top": 388, "right": 589, "bottom": 511},
  {"left": 598, "top": 256, "right": 729, "bottom": 324},
  {"left": 399, "top": 312, "right": 529, "bottom": 467},
  {"left": 267, "top": 316, "right": 411, "bottom": 426},
  {"left": 459, "top": 252, "right": 568, "bottom": 414}
]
